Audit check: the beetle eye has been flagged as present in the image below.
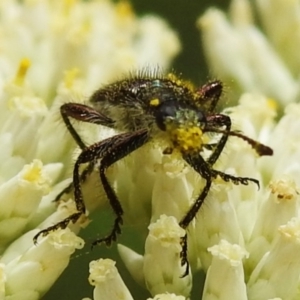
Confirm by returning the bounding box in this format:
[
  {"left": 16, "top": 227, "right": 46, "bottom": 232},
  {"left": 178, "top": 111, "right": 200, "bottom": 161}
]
[
  {"left": 154, "top": 101, "right": 206, "bottom": 131},
  {"left": 155, "top": 100, "right": 178, "bottom": 131}
]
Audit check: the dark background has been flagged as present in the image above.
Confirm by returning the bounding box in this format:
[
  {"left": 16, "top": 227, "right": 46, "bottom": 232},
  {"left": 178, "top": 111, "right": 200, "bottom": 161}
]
[
  {"left": 44, "top": 1, "right": 231, "bottom": 299},
  {"left": 130, "top": 0, "right": 230, "bottom": 83}
]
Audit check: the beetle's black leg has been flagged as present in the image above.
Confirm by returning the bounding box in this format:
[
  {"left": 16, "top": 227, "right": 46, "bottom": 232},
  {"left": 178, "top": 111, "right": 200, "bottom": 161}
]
[
  {"left": 91, "top": 129, "right": 150, "bottom": 248},
  {"left": 196, "top": 80, "right": 223, "bottom": 113},
  {"left": 178, "top": 146, "right": 261, "bottom": 276},
  {"left": 179, "top": 153, "right": 213, "bottom": 276},
  {"left": 33, "top": 137, "right": 114, "bottom": 244},
  {"left": 209, "top": 128, "right": 273, "bottom": 157},
  {"left": 52, "top": 103, "right": 116, "bottom": 202},
  {"left": 180, "top": 154, "right": 213, "bottom": 229},
  {"left": 205, "top": 114, "right": 231, "bottom": 166},
  {"left": 60, "top": 102, "right": 114, "bottom": 149},
  {"left": 211, "top": 169, "right": 260, "bottom": 189},
  {"left": 53, "top": 160, "right": 96, "bottom": 202},
  {"left": 33, "top": 129, "right": 149, "bottom": 244}
]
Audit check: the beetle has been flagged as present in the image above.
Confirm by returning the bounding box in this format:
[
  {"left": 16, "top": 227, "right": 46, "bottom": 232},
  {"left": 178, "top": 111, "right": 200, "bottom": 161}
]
[{"left": 34, "top": 70, "right": 273, "bottom": 275}]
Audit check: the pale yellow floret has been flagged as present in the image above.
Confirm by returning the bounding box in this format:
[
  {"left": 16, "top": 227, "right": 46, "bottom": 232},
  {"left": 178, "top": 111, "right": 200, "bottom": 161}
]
[
  {"left": 89, "top": 259, "right": 118, "bottom": 285},
  {"left": 63, "top": 68, "right": 81, "bottom": 89},
  {"left": 116, "top": 1, "right": 134, "bottom": 19},
  {"left": 20, "top": 159, "right": 51, "bottom": 194},
  {"left": 278, "top": 217, "right": 300, "bottom": 243},
  {"left": 208, "top": 239, "right": 249, "bottom": 267},
  {"left": 269, "top": 178, "right": 298, "bottom": 201},
  {"left": 63, "top": 0, "right": 77, "bottom": 12},
  {"left": 21, "top": 160, "right": 45, "bottom": 182},
  {"left": 267, "top": 98, "right": 278, "bottom": 112},
  {"left": 14, "top": 58, "right": 31, "bottom": 86},
  {"left": 8, "top": 95, "right": 47, "bottom": 117},
  {"left": 148, "top": 214, "right": 185, "bottom": 247}
]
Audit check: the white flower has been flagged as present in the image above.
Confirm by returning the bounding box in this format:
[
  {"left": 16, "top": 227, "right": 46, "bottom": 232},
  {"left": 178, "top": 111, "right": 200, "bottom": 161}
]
[
  {"left": 248, "top": 217, "right": 300, "bottom": 300},
  {"left": 203, "top": 239, "right": 249, "bottom": 300},
  {"left": 143, "top": 215, "right": 192, "bottom": 297},
  {"left": 198, "top": 0, "right": 300, "bottom": 106},
  {"left": 2, "top": 228, "right": 84, "bottom": 300},
  {"left": 88, "top": 258, "right": 133, "bottom": 300},
  {"left": 147, "top": 293, "right": 187, "bottom": 300}
]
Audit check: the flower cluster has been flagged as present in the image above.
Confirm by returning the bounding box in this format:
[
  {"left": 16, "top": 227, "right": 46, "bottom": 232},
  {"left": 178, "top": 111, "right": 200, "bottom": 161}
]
[
  {"left": 1, "top": 0, "right": 300, "bottom": 299},
  {"left": 115, "top": 93, "right": 300, "bottom": 300},
  {"left": 199, "top": 0, "right": 300, "bottom": 107}
]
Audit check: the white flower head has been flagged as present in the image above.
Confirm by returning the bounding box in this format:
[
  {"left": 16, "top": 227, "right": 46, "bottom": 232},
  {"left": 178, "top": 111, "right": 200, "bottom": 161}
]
[
  {"left": 203, "top": 239, "right": 249, "bottom": 300},
  {"left": 88, "top": 258, "right": 133, "bottom": 300},
  {"left": 1, "top": 0, "right": 300, "bottom": 299},
  {"left": 2, "top": 228, "right": 84, "bottom": 299},
  {"left": 248, "top": 217, "right": 300, "bottom": 300},
  {"left": 147, "top": 293, "right": 187, "bottom": 300},
  {"left": 143, "top": 215, "right": 192, "bottom": 297},
  {"left": 198, "top": 0, "right": 300, "bottom": 106}
]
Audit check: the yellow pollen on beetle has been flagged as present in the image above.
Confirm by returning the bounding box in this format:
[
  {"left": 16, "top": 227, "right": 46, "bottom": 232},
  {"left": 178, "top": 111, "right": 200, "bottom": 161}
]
[
  {"left": 167, "top": 73, "right": 195, "bottom": 91},
  {"left": 150, "top": 98, "right": 160, "bottom": 106},
  {"left": 14, "top": 58, "right": 31, "bottom": 86},
  {"left": 167, "top": 124, "right": 203, "bottom": 153},
  {"left": 167, "top": 73, "right": 182, "bottom": 86}
]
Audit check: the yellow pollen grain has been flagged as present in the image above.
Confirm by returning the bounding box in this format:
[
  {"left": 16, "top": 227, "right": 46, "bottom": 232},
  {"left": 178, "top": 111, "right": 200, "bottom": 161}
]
[
  {"left": 150, "top": 98, "right": 160, "bottom": 106},
  {"left": 14, "top": 58, "right": 31, "bottom": 85},
  {"left": 63, "top": 67, "right": 80, "bottom": 89}
]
